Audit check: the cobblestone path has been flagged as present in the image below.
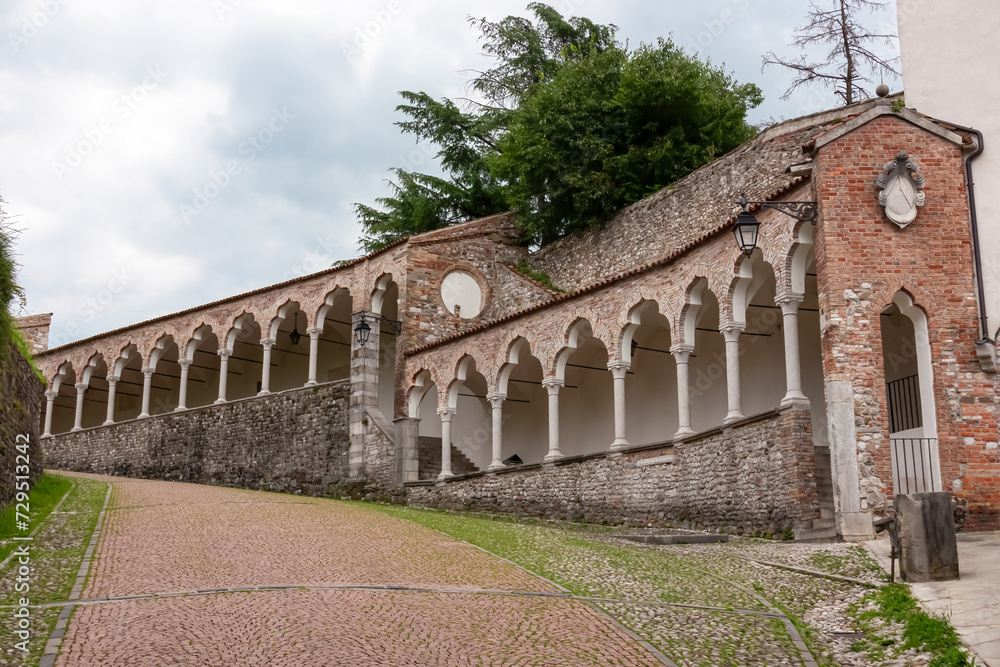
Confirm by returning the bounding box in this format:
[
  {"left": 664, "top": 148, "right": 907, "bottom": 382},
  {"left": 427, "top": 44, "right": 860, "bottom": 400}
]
[{"left": 50, "top": 475, "right": 663, "bottom": 666}]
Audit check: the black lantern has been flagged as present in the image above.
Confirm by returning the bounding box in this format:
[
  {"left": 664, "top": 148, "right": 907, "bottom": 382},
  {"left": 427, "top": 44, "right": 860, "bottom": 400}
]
[
  {"left": 354, "top": 319, "right": 371, "bottom": 347},
  {"left": 732, "top": 210, "right": 761, "bottom": 257},
  {"left": 289, "top": 313, "right": 303, "bottom": 346}
]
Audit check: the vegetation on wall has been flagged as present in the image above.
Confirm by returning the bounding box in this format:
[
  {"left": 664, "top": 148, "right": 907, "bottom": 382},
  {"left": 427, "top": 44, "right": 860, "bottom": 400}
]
[
  {"left": 355, "top": 3, "right": 762, "bottom": 252},
  {"left": 0, "top": 194, "right": 22, "bottom": 359}
]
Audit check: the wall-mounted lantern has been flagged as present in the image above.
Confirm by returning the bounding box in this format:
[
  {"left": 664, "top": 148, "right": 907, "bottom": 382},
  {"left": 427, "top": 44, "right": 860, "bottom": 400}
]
[
  {"left": 732, "top": 194, "right": 818, "bottom": 257},
  {"left": 353, "top": 311, "right": 403, "bottom": 347}
]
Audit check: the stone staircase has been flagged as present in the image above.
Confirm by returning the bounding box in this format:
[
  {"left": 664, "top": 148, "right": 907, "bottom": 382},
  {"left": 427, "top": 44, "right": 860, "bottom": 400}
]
[
  {"left": 796, "top": 445, "right": 839, "bottom": 541},
  {"left": 418, "top": 436, "right": 480, "bottom": 480}
]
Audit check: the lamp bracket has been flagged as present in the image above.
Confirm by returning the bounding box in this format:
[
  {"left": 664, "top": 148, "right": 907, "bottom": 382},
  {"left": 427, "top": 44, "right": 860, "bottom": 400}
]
[
  {"left": 356, "top": 311, "right": 402, "bottom": 335},
  {"left": 738, "top": 194, "right": 818, "bottom": 224}
]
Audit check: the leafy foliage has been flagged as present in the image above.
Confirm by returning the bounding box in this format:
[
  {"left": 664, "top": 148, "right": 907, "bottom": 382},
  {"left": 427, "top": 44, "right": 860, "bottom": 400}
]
[
  {"left": 762, "top": 0, "right": 899, "bottom": 105},
  {"left": 0, "top": 195, "right": 25, "bottom": 360},
  {"left": 356, "top": 4, "right": 762, "bottom": 252}
]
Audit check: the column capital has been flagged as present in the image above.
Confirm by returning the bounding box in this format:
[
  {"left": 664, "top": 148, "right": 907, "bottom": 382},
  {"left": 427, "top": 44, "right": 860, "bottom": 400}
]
[
  {"left": 218, "top": 349, "right": 231, "bottom": 360},
  {"left": 775, "top": 291, "right": 805, "bottom": 313},
  {"left": 107, "top": 374, "right": 120, "bottom": 383},
  {"left": 176, "top": 359, "right": 190, "bottom": 370},
  {"left": 141, "top": 367, "right": 155, "bottom": 378},
  {"left": 437, "top": 407, "right": 457, "bottom": 421},
  {"left": 45, "top": 390, "right": 57, "bottom": 400},
  {"left": 670, "top": 344, "right": 695, "bottom": 361},
  {"left": 260, "top": 338, "right": 276, "bottom": 349},
  {"left": 542, "top": 378, "right": 564, "bottom": 394},
  {"left": 720, "top": 322, "right": 744, "bottom": 342},
  {"left": 486, "top": 392, "right": 506, "bottom": 406},
  {"left": 75, "top": 382, "right": 88, "bottom": 392},
  {"left": 607, "top": 360, "right": 630, "bottom": 376},
  {"left": 307, "top": 327, "right": 322, "bottom": 337}
]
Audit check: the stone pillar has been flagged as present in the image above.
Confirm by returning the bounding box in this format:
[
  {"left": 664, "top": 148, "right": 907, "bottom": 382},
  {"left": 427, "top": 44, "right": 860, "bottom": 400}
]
[
  {"left": 43, "top": 390, "right": 56, "bottom": 437},
  {"left": 487, "top": 392, "right": 506, "bottom": 471},
  {"left": 827, "top": 379, "right": 872, "bottom": 540},
  {"left": 215, "top": 350, "right": 230, "bottom": 404},
  {"left": 71, "top": 382, "right": 87, "bottom": 431},
  {"left": 306, "top": 328, "right": 321, "bottom": 387},
  {"left": 437, "top": 407, "right": 456, "bottom": 480},
  {"left": 258, "top": 338, "right": 275, "bottom": 396},
  {"left": 671, "top": 344, "right": 696, "bottom": 438},
  {"left": 543, "top": 378, "right": 564, "bottom": 462},
  {"left": 104, "top": 375, "right": 118, "bottom": 424},
  {"left": 394, "top": 416, "right": 420, "bottom": 484},
  {"left": 349, "top": 313, "right": 381, "bottom": 478},
  {"left": 175, "top": 362, "right": 189, "bottom": 412},
  {"left": 777, "top": 292, "right": 810, "bottom": 408},
  {"left": 608, "top": 361, "right": 630, "bottom": 450},
  {"left": 721, "top": 323, "right": 745, "bottom": 424},
  {"left": 139, "top": 367, "right": 154, "bottom": 418}
]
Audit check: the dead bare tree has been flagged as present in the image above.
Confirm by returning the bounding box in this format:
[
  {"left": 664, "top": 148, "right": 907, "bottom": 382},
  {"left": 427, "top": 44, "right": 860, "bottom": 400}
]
[{"left": 762, "top": 0, "right": 899, "bottom": 105}]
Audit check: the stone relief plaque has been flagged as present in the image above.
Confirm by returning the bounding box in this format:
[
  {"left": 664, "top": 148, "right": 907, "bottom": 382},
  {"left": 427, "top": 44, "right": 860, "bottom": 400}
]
[{"left": 877, "top": 151, "right": 925, "bottom": 228}]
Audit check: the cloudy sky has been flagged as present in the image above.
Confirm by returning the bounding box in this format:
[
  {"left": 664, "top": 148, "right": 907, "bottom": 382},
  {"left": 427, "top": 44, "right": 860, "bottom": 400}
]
[{"left": 0, "top": 0, "right": 901, "bottom": 347}]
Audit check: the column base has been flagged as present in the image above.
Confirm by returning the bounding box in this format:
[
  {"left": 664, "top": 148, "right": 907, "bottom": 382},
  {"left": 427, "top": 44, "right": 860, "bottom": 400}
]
[
  {"left": 487, "top": 463, "right": 506, "bottom": 472},
  {"left": 779, "top": 394, "right": 811, "bottom": 411},
  {"left": 610, "top": 439, "right": 630, "bottom": 451},
  {"left": 543, "top": 451, "right": 564, "bottom": 463},
  {"left": 41, "top": 433, "right": 52, "bottom": 439},
  {"left": 214, "top": 398, "right": 227, "bottom": 405},
  {"left": 173, "top": 407, "right": 187, "bottom": 413},
  {"left": 723, "top": 412, "right": 744, "bottom": 425},
  {"left": 436, "top": 471, "right": 455, "bottom": 482},
  {"left": 305, "top": 380, "right": 318, "bottom": 387},
  {"left": 71, "top": 426, "right": 82, "bottom": 432},
  {"left": 673, "top": 427, "right": 695, "bottom": 440},
  {"left": 138, "top": 413, "right": 150, "bottom": 419},
  {"left": 102, "top": 420, "right": 115, "bottom": 426},
  {"left": 257, "top": 390, "right": 271, "bottom": 397}
]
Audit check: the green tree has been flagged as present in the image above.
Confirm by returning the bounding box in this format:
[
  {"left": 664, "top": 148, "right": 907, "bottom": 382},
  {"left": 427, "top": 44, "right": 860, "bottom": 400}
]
[
  {"left": 0, "top": 195, "right": 24, "bottom": 355},
  {"left": 356, "top": 4, "right": 761, "bottom": 251}
]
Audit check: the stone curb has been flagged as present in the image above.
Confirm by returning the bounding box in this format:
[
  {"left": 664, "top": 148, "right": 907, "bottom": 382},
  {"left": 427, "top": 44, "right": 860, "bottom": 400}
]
[
  {"left": 732, "top": 555, "right": 884, "bottom": 588},
  {"left": 39, "top": 482, "right": 112, "bottom": 667}
]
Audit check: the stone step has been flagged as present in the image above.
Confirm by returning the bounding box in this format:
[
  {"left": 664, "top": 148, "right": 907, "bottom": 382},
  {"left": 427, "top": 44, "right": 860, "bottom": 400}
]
[
  {"left": 418, "top": 436, "right": 479, "bottom": 479},
  {"left": 819, "top": 508, "right": 834, "bottom": 520},
  {"left": 812, "top": 517, "right": 836, "bottom": 529},
  {"left": 795, "top": 526, "right": 839, "bottom": 542}
]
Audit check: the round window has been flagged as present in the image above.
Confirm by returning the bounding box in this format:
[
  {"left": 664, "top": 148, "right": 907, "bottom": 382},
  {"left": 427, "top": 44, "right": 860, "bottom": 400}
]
[{"left": 441, "top": 271, "right": 483, "bottom": 319}]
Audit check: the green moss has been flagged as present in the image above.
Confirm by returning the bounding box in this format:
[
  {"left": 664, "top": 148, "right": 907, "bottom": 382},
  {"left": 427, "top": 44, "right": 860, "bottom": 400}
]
[{"left": 11, "top": 327, "right": 45, "bottom": 383}]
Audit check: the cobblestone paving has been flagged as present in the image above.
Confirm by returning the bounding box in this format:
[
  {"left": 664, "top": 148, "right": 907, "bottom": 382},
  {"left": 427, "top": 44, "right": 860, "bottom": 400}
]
[{"left": 51, "top": 475, "right": 661, "bottom": 666}]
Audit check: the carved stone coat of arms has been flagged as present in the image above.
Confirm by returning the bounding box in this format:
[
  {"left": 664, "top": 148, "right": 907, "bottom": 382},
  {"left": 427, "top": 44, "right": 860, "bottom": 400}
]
[{"left": 877, "top": 151, "right": 926, "bottom": 228}]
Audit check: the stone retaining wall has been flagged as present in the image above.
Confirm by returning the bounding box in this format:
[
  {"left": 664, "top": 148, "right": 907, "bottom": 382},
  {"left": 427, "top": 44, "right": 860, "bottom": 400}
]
[
  {"left": 41, "top": 381, "right": 373, "bottom": 497},
  {"left": 1, "top": 344, "right": 44, "bottom": 505},
  {"left": 406, "top": 409, "right": 818, "bottom": 535}
]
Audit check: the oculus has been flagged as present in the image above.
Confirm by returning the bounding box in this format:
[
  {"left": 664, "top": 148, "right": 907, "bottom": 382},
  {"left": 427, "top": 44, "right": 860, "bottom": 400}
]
[
  {"left": 877, "top": 151, "right": 925, "bottom": 228},
  {"left": 441, "top": 270, "right": 483, "bottom": 319}
]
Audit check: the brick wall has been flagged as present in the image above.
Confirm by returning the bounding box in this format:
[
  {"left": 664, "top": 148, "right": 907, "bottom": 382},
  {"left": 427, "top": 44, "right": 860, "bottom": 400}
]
[
  {"left": 39, "top": 381, "right": 381, "bottom": 497},
  {"left": 406, "top": 410, "right": 818, "bottom": 535},
  {"left": 0, "top": 344, "right": 44, "bottom": 505},
  {"left": 815, "top": 112, "right": 1000, "bottom": 529}
]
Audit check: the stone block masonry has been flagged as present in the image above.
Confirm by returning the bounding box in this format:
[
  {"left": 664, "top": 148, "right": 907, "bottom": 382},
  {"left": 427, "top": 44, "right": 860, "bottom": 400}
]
[
  {"left": 407, "top": 409, "right": 819, "bottom": 535},
  {"left": 0, "top": 343, "right": 44, "bottom": 504},
  {"left": 40, "top": 380, "right": 372, "bottom": 497}
]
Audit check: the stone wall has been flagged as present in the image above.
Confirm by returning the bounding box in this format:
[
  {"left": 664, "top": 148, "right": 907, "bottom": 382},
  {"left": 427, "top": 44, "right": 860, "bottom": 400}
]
[
  {"left": 40, "top": 380, "right": 379, "bottom": 497},
  {"left": 13, "top": 313, "right": 51, "bottom": 354},
  {"left": 406, "top": 410, "right": 819, "bottom": 535},
  {"left": 0, "top": 344, "right": 44, "bottom": 505}
]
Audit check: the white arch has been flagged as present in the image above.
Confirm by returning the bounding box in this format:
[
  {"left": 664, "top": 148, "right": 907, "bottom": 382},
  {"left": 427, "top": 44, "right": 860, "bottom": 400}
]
[
  {"left": 620, "top": 301, "right": 660, "bottom": 365},
  {"left": 112, "top": 345, "right": 139, "bottom": 377},
  {"left": 269, "top": 302, "right": 301, "bottom": 340},
  {"left": 789, "top": 222, "right": 815, "bottom": 295},
  {"left": 371, "top": 274, "right": 394, "bottom": 316},
  {"left": 498, "top": 338, "right": 535, "bottom": 394},
  {"left": 555, "top": 319, "right": 594, "bottom": 382},
  {"left": 185, "top": 325, "right": 214, "bottom": 362},
  {"left": 408, "top": 370, "right": 436, "bottom": 419}
]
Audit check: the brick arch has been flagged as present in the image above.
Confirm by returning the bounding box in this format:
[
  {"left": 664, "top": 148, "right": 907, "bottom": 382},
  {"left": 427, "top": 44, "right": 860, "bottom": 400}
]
[
  {"left": 677, "top": 274, "right": 717, "bottom": 347},
  {"left": 494, "top": 328, "right": 545, "bottom": 394},
  {"left": 48, "top": 358, "right": 77, "bottom": 392},
  {"left": 447, "top": 345, "right": 492, "bottom": 389},
  {"left": 222, "top": 309, "right": 265, "bottom": 352},
  {"left": 546, "top": 309, "right": 600, "bottom": 377},
  {"left": 616, "top": 292, "right": 675, "bottom": 364},
  {"left": 313, "top": 287, "right": 352, "bottom": 330},
  {"left": 406, "top": 366, "right": 439, "bottom": 418},
  {"left": 871, "top": 281, "right": 937, "bottom": 319}
]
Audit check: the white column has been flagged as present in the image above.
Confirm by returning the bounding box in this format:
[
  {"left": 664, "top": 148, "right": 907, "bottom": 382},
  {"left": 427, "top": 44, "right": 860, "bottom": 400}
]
[
  {"left": 722, "top": 323, "right": 745, "bottom": 424},
  {"left": 105, "top": 375, "right": 119, "bottom": 424},
  {"left": 672, "top": 344, "right": 696, "bottom": 438},
  {"left": 139, "top": 367, "right": 154, "bottom": 418},
  {"left": 608, "top": 361, "right": 630, "bottom": 450},
  {"left": 175, "top": 362, "right": 189, "bottom": 412},
  {"left": 306, "top": 327, "right": 321, "bottom": 386},
  {"left": 437, "top": 407, "right": 456, "bottom": 480},
  {"left": 777, "top": 292, "right": 810, "bottom": 408},
  {"left": 43, "top": 390, "right": 56, "bottom": 437},
  {"left": 215, "top": 350, "right": 230, "bottom": 404},
  {"left": 487, "top": 392, "right": 506, "bottom": 471},
  {"left": 543, "top": 378, "right": 564, "bottom": 462},
  {"left": 71, "top": 382, "right": 86, "bottom": 432},
  {"left": 258, "top": 338, "right": 275, "bottom": 396}
]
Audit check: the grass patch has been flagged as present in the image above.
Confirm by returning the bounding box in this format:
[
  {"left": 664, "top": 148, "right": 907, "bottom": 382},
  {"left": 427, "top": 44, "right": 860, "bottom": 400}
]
[
  {"left": 0, "top": 473, "right": 73, "bottom": 561},
  {"left": 515, "top": 260, "right": 565, "bottom": 293},
  {"left": 849, "top": 584, "right": 972, "bottom": 666}
]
